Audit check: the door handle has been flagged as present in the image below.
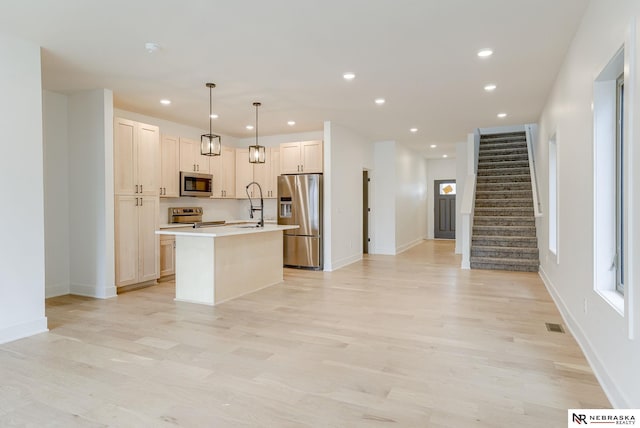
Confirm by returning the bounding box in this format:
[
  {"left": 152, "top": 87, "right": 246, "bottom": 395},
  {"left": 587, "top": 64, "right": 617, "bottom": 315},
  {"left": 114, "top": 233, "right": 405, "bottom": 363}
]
[
  {"left": 135, "top": 184, "right": 139, "bottom": 193},
  {"left": 140, "top": 185, "right": 143, "bottom": 193},
  {"left": 193, "top": 164, "right": 196, "bottom": 171},
  {"left": 140, "top": 198, "right": 143, "bottom": 206},
  {"left": 135, "top": 197, "right": 138, "bottom": 206}
]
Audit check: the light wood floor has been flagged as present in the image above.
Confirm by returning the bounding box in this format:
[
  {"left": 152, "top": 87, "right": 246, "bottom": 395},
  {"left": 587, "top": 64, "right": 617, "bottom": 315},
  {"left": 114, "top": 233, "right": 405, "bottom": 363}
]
[{"left": 0, "top": 240, "right": 608, "bottom": 427}]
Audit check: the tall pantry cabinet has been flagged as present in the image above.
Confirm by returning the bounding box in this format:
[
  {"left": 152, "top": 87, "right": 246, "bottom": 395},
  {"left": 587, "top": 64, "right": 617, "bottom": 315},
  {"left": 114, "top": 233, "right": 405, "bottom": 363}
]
[{"left": 114, "top": 117, "right": 160, "bottom": 288}]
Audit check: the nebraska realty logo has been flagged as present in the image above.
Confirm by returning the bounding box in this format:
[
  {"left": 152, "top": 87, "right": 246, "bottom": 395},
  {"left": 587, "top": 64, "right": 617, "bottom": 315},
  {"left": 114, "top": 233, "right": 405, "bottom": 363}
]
[{"left": 569, "top": 409, "right": 638, "bottom": 426}]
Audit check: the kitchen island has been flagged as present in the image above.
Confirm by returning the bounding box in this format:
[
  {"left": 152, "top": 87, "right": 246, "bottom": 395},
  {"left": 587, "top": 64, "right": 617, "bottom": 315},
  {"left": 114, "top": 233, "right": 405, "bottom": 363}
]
[{"left": 156, "top": 224, "right": 298, "bottom": 305}]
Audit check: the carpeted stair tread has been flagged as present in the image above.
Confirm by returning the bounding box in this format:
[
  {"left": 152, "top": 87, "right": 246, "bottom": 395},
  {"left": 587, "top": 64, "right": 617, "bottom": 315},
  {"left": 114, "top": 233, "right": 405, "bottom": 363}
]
[
  {"left": 476, "top": 182, "right": 532, "bottom": 191},
  {"left": 472, "top": 225, "right": 536, "bottom": 237},
  {"left": 476, "top": 174, "right": 531, "bottom": 183},
  {"left": 474, "top": 207, "right": 534, "bottom": 216},
  {"left": 470, "top": 258, "right": 539, "bottom": 272},
  {"left": 474, "top": 216, "right": 535, "bottom": 226},
  {"left": 476, "top": 190, "right": 532, "bottom": 199},
  {"left": 474, "top": 198, "right": 533, "bottom": 208},
  {"left": 472, "top": 235, "right": 537, "bottom": 247},
  {"left": 477, "top": 167, "right": 531, "bottom": 176}
]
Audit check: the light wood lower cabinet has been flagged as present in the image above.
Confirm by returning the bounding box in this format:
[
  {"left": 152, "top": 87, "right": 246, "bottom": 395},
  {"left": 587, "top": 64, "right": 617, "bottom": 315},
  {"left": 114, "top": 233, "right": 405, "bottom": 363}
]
[
  {"left": 115, "top": 195, "right": 159, "bottom": 287},
  {"left": 159, "top": 235, "right": 175, "bottom": 277}
]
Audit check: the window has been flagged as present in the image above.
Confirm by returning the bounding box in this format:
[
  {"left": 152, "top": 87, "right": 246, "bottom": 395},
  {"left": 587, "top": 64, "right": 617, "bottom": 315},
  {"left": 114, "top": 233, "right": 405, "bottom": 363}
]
[
  {"left": 593, "top": 46, "right": 625, "bottom": 310},
  {"left": 615, "top": 73, "right": 624, "bottom": 294},
  {"left": 548, "top": 134, "right": 558, "bottom": 259}
]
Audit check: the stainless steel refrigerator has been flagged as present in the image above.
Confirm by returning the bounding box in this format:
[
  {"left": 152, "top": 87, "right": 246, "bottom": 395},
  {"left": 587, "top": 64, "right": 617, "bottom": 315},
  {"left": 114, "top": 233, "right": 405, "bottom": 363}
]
[{"left": 278, "top": 174, "right": 323, "bottom": 270}]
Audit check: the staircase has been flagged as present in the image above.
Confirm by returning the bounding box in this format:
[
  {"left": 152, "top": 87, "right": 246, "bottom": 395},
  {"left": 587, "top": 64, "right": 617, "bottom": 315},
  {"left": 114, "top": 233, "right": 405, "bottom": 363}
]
[{"left": 471, "top": 132, "right": 539, "bottom": 272}]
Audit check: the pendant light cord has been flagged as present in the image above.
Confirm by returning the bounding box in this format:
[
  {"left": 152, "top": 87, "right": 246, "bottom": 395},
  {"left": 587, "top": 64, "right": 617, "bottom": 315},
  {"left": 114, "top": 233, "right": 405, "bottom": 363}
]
[{"left": 209, "top": 86, "right": 213, "bottom": 135}]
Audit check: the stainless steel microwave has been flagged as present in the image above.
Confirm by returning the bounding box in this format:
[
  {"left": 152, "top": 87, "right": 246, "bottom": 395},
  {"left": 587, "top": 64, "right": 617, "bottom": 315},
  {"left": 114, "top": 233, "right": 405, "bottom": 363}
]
[{"left": 180, "top": 171, "right": 213, "bottom": 197}]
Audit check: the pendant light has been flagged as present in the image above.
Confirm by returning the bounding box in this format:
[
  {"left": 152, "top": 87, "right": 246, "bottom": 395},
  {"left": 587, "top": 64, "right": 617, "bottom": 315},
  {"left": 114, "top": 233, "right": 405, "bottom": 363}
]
[
  {"left": 201, "top": 83, "right": 221, "bottom": 156},
  {"left": 248, "top": 102, "right": 266, "bottom": 163}
]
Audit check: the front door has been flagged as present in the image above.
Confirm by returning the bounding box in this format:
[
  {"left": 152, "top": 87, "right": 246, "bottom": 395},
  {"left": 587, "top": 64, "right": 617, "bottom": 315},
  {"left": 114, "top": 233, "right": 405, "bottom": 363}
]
[{"left": 434, "top": 179, "right": 456, "bottom": 239}]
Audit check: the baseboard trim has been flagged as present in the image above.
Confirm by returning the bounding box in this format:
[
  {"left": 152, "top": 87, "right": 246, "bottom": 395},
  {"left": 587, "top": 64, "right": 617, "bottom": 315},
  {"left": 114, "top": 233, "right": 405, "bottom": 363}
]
[
  {"left": 396, "top": 238, "right": 424, "bottom": 255},
  {"left": 0, "top": 317, "right": 48, "bottom": 345},
  {"left": 70, "top": 283, "right": 117, "bottom": 299},
  {"left": 329, "top": 253, "right": 363, "bottom": 272},
  {"left": 373, "top": 246, "right": 396, "bottom": 255},
  {"left": 45, "top": 283, "right": 70, "bottom": 298},
  {"left": 539, "top": 267, "right": 629, "bottom": 408}
]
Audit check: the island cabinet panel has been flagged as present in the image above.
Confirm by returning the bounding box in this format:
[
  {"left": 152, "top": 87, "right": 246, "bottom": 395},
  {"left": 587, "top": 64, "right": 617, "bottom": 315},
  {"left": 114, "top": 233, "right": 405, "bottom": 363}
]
[
  {"left": 159, "top": 235, "right": 175, "bottom": 277},
  {"left": 160, "top": 134, "right": 180, "bottom": 197},
  {"left": 210, "top": 146, "right": 235, "bottom": 198},
  {"left": 279, "top": 140, "right": 323, "bottom": 174},
  {"left": 114, "top": 116, "right": 160, "bottom": 288},
  {"left": 179, "top": 137, "right": 210, "bottom": 174}
]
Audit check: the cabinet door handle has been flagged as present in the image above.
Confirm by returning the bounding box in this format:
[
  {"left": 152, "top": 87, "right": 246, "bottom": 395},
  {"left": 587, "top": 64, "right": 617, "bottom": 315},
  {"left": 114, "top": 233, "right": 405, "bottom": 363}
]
[
  {"left": 140, "top": 185, "right": 143, "bottom": 193},
  {"left": 193, "top": 164, "right": 196, "bottom": 171},
  {"left": 140, "top": 197, "right": 143, "bottom": 206},
  {"left": 135, "top": 184, "right": 139, "bottom": 193},
  {"left": 197, "top": 164, "right": 199, "bottom": 171}
]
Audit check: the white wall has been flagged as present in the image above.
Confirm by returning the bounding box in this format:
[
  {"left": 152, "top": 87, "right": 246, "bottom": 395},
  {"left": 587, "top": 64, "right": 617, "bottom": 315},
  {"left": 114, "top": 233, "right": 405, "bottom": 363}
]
[
  {"left": 535, "top": 0, "right": 640, "bottom": 407},
  {"left": 372, "top": 141, "right": 397, "bottom": 255},
  {"left": 68, "top": 90, "right": 116, "bottom": 299},
  {"left": 395, "top": 144, "right": 428, "bottom": 252},
  {"left": 455, "top": 142, "right": 468, "bottom": 254},
  {"left": 0, "top": 35, "right": 48, "bottom": 344},
  {"left": 324, "top": 122, "right": 373, "bottom": 271},
  {"left": 372, "top": 141, "right": 428, "bottom": 255},
  {"left": 426, "top": 158, "right": 458, "bottom": 239},
  {"left": 43, "top": 91, "right": 70, "bottom": 297}
]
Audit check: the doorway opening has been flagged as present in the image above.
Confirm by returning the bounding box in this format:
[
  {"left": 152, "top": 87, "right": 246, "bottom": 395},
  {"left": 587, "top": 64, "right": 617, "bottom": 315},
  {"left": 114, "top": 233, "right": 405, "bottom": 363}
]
[
  {"left": 434, "top": 179, "right": 456, "bottom": 239},
  {"left": 363, "top": 170, "right": 370, "bottom": 254}
]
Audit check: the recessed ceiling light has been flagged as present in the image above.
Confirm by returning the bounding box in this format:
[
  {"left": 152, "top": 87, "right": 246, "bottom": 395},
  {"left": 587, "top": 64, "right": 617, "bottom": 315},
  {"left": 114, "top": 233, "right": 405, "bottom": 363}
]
[
  {"left": 210, "top": 114, "right": 218, "bottom": 119},
  {"left": 145, "top": 42, "right": 160, "bottom": 53},
  {"left": 287, "top": 121, "right": 296, "bottom": 126},
  {"left": 246, "top": 125, "right": 254, "bottom": 130},
  {"left": 477, "top": 49, "right": 493, "bottom": 58},
  {"left": 443, "top": 154, "right": 448, "bottom": 158},
  {"left": 160, "top": 99, "right": 171, "bottom": 105},
  {"left": 375, "top": 98, "right": 385, "bottom": 105},
  {"left": 343, "top": 72, "right": 356, "bottom": 80},
  {"left": 497, "top": 112, "right": 507, "bottom": 118},
  {"left": 430, "top": 144, "right": 437, "bottom": 148},
  {"left": 484, "top": 84, "right": 497, "bottom": 92},
  {"left": 410, "top": 128, "right": 418, "bottom": 133}
]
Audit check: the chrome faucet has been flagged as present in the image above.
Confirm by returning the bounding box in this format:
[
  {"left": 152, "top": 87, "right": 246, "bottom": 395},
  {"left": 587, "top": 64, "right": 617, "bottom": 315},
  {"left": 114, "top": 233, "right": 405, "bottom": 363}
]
[{"left": 245, "top": 181, "right": 264, "bottom": 227}]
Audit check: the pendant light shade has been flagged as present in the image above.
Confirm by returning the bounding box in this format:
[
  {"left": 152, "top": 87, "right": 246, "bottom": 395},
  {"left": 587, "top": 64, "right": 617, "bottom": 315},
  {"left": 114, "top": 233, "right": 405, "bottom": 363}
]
[
  {"left": 249, "top": 102, "right": 266, "bottom": 164},
  {"left": 201, "top": 83, "right": 221, "bottom": 156}
]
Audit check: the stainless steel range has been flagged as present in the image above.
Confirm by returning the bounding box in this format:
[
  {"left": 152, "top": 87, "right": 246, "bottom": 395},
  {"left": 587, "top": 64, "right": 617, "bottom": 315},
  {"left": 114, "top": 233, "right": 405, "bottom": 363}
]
[{"left": 168, "top": 207, "right": 225, "bottom": 228}]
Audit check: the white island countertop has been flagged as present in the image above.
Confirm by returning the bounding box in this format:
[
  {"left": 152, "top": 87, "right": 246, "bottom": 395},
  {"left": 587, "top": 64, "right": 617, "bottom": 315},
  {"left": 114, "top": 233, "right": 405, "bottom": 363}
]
[{"left": 156, "top": 223, "right": 298, "bottom": 238}]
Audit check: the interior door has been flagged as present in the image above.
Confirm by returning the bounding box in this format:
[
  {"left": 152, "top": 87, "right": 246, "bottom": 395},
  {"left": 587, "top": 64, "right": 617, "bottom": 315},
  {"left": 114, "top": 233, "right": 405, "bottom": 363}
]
[{"left": 434, "top": 179, "right": 456, "bottom": 239}]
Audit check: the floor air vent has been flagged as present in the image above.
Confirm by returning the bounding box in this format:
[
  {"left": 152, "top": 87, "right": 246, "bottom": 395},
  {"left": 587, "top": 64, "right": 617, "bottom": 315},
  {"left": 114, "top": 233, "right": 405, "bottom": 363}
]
[{"left": 545, "top": 322, "right": 565, "bottom": 333}]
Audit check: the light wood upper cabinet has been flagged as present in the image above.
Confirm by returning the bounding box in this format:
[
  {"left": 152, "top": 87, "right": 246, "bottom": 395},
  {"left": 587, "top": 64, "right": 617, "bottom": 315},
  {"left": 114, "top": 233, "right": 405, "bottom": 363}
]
[
  {"left": 160, "top": 134, "right": 180, "bottom": 197},
  {"left": 114, "top": 117, "right": 160, "bottom": 196},
  {"left": 211, "top": 146, "right": 236, "bottom": 198},
  {"left": 253, "top": 148, "right": 279, "bottom": 198},
  {"left": 235, "top": 148, "right": 254, "bottom": 198},
  {"left": 280, "top": 140, "right": 323, "bottom": 174},
  {"left": 179, "top": 137, "right": 210, "bottom": 173},
  {"left": 236, "top": 147, "right": 280, "bottom": 199}
]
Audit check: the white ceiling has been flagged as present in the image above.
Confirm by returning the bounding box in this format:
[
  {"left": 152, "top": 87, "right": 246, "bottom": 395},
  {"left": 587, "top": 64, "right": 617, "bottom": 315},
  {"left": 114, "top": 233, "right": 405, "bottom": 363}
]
[{"left": 1, "top": 0, "right": 588, "bottom": 158}]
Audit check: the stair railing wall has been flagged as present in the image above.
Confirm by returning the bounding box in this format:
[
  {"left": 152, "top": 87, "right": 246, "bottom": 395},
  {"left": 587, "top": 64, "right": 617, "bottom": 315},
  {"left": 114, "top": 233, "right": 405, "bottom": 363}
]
[
  {"left": 461, "top": 129, "right": 481, "bottom": 269},
  {"left": 525, "top": 124, "right": 543, "bottom": 217}
]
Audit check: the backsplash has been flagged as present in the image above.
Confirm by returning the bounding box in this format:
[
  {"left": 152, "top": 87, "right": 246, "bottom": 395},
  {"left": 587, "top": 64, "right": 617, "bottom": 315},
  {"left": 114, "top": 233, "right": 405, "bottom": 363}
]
[{"left": 159, "top": 197, "right": 277, "bottom": 224}]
